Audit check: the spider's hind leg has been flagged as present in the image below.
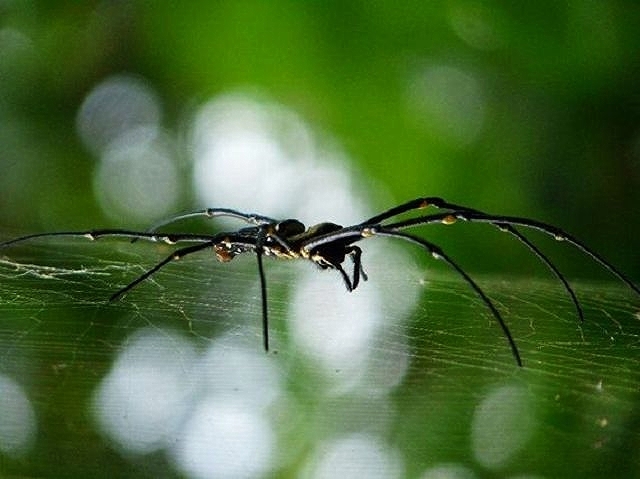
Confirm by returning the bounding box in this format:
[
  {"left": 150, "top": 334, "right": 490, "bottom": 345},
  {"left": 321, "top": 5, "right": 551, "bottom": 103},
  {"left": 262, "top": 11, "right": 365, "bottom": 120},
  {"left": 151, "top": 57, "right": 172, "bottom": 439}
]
[{"left": 373, "top": 228, "right": 523, "bottom": 367}]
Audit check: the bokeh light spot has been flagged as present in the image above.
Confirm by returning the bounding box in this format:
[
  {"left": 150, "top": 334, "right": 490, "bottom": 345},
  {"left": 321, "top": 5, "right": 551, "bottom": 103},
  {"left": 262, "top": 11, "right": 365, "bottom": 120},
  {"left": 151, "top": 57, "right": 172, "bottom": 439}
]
[
  {"left": 471, "top": 384, "right": 535, "bottom": 469},
  {"left": 190, "top": 91, "right": 367, "bottom": 224},
  {"left": 76, "top": 74, "right": 162, "bottom": 156},
  {"left": 0, "top": 374, "right": 37, "bottom": 458},
  {"left": 304, "top": 433, "right": 404, "bottom": 479},
  {"left": 420, "top": 463, "right": 477, "bottom": 479},
  {"left": 406, "top": 64, "right": 486, "bottom": 147},
  {"left": 92, "top": 329, "right": 198, "bottom": 454},
  {"left": 171, "top": 400, "right": 275, "bottom": 479},
  {"left": 94, "top": 126, "right": 180, "bottom": 222}
]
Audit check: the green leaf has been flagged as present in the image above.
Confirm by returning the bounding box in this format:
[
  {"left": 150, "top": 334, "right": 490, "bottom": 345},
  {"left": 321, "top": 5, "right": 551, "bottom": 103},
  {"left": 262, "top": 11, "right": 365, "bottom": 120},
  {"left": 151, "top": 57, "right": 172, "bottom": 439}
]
[{"left": 1, "top": 241, "right": 638, "bottom": 478}]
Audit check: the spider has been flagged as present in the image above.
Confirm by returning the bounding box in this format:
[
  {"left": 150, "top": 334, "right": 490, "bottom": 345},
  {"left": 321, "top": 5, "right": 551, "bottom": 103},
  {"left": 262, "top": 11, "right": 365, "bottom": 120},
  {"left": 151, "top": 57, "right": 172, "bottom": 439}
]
[{"left": 1, "top": 197, "right": 638, "bottom": 367}]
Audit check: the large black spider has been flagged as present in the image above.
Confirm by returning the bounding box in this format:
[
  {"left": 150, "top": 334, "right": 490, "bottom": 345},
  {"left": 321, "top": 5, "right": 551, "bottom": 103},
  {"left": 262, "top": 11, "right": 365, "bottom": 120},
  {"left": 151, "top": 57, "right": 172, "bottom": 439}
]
[{"left": 1, "top": 197, "right": 638, "bottom": 366}]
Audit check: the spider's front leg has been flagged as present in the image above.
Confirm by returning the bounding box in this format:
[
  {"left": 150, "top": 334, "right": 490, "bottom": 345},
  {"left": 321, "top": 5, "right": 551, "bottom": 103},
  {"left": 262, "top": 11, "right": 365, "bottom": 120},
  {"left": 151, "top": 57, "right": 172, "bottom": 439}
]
[
  {"left": 299, "top": 223, "right": 367, "bottom": 293},
  {"left": 337, "top": 264, "right": 354, "bottom": 292},
  {"left": 306, "top": 246, "right": 355, "bottom": 292},
  {"left": 346, "top": 245, "right": 368, "bottom": 291},
  {"left": 320, "top": 246, "right": 368, "bottom": 293}
]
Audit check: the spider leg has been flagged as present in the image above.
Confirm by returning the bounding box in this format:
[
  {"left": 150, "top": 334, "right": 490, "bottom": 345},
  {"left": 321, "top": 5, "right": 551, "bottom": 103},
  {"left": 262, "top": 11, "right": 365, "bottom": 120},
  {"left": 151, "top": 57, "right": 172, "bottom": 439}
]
[
  {"left": 255, "top": 249, "right": 270, "bottom": 351},
  {"left": 144, "top": 208, "right": 276, "bottom": 231},
  {"left": 335, "top": 262, "right": 355, "bottom": 291},
  {"left": 109, "top": 241, "right": 215, "bottom": 301},
  {"left": 265, "top": 231, "right": 298, "bottom": 256},
  {"left": 372, "top": 228, "right": 523, "bottom": 367},
  {"left": 360, "top": 264, "right": 368, "bottom": 282},
  {"left": 2, "top": 227, "right": 272, "bottom": 346},
  {"left": 0, "top": 229, "right": 219, "bottom": 248},
  {"left": 132, "top": 208, "right": 277, "bottom": 243},
  {"left": 301, "top": 225, "right": 522, "bottom": 365},
  {"left": 252, "top": 224, "right": 297, "bottom": 351},
  {"left": 300, "top": 228, "right": 365, "bottom": 254},
  {"left": 305, "top": 246, "right": 356, "bottom": 291},
  {"left": 360, "top": 197, "right": 584, "bottom": 320},
  {"left": 346, "top": 245, "right": 367, "bottom": 290},
  {"left": 384, "top": 212, "right": 640, "bottom": 298},
  {"left": 502, "top": 227, "right": 583, "bottom": 321},
  {"left": 361, "top": 198, "right": 435, "bottom": 224},
  {"left": 396, "top": 198, "right": 584, "bottom": 320}
]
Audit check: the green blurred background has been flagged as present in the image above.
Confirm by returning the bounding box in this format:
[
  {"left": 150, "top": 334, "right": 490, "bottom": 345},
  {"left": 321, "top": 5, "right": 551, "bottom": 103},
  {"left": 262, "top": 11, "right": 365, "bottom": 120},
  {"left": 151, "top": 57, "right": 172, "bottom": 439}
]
[
  {"left": 2, "top": 2, "right": 640, "bottom": 478},
  {"left": 2, "top": 1, "right": 639, "bottom": 277}
]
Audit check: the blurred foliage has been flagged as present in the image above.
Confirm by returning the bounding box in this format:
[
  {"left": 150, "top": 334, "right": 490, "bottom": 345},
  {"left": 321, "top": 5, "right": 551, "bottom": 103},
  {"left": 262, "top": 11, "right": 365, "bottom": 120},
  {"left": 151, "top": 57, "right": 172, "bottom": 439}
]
[{"left": 1, "top": 0, "right": 639, "bottom": 275}]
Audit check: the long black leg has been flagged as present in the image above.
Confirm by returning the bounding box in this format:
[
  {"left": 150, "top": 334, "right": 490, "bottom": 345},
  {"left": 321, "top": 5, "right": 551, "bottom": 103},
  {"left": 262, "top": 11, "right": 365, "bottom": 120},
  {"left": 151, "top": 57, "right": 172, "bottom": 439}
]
[
  {"left": 403, "top": 199, "right": 583, "bottom": 319},
  {"left": 143, "top": 208, "right": 276, "bottom": 231},
  {"left": 252, "top": 224, "right": 297, "bottom": 351},
  {"left": 373, "top": 228, "right": 523, "bottom": 367},
  {"left": 255, "top": 249, "right": 270, "bottom": 351},
  {"left": 361, "top": 198, "right": 432, "bottom": 225},
  {"left": 361, "top": 197, "right": 584, "bottom": 320},
  {"left": 109, "top": 241, "right": 215, "bottom": 301},
  {"left": 412, "top": 200, "right": 583, "bottom": 319},
  {"left": 0, "top": 229, "right": 220, "bottom": 248},
  {"left": 384, "top": 212, "right": 640, "bottom": 297},
  {"left": 335, "top": 262, "right": 354, "bottom": 291},
  {"left": 301, "top": 219, "right": 585, "bottom": 324},
  {"left": 301, "top": 229, "right": 369, "bottom": 253},
  {"left": 503, "top": 226, "right": 583, "bottom": 321},
  {"left": 346, "top": 245, "right": 367, "bottom": 290},
  {"left": 264, "top": 231, "right": 298, "bottom": 256},
  {"left": 133, "top": 208, "right": 277, "bottom": 243}
]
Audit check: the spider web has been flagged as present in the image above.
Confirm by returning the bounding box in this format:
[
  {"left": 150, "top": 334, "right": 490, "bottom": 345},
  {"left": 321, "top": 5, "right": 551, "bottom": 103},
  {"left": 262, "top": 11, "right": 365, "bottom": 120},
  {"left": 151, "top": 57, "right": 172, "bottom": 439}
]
[{"left": 1, "top": 238, "right": 639, "bottom": 478}]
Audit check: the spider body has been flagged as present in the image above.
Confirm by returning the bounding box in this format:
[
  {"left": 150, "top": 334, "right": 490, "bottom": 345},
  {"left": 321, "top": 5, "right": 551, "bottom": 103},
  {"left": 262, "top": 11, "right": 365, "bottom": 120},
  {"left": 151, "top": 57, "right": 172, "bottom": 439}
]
[
  {"left": 2, "top": 196, "right": 639, "bottom": 367},
  {"left": 216, "top": 220, "right": 366, "bottom": 292}
]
